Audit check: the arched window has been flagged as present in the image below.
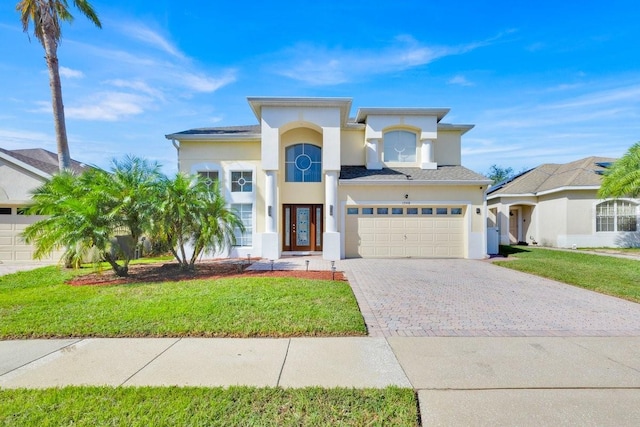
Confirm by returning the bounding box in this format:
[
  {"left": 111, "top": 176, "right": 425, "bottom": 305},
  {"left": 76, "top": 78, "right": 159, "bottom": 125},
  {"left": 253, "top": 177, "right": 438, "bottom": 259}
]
[
  {"left": 596, "top": 200, "right": 638, "bottom": 232},
  {"left": 383, "top": 130, "right": 417, "bottom": 163},
  {"left": 285, "top": 143, "right": 322, "bottom": 182}
]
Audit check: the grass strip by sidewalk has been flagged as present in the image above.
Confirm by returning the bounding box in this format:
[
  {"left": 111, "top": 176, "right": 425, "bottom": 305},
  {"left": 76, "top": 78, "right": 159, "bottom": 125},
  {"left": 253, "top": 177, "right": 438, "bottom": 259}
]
[
  {"left": 0, "top": 267, "right": 366, "bottom": 338},
  {"left": 494, "top": 246, "right": 640, "bottom": 303},
  {"left": 0, "top": 386, "right": 418, "bottom": 426}
]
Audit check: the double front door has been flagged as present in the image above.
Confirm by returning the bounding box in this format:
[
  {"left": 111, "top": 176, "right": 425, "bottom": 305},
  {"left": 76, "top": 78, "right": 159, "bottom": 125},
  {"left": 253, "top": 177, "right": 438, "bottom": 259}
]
[{"left": 283, "top": 204, "right": 323, "bottom": 251}]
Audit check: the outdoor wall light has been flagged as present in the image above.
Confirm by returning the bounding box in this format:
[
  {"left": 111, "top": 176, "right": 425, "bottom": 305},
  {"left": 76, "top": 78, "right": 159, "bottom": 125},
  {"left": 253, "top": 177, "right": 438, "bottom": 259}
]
[
  {"left": 476, "top": 208, "right": 481, "bottom": 214},
  {"left": 404, "top": 194, "right": 408, "bottom": 199},
  {"left": 268, "top": 206, "right": 272, "bottom": 217},
  {"left": 330, "top": 205, "right": 334, "bottom": 216}
]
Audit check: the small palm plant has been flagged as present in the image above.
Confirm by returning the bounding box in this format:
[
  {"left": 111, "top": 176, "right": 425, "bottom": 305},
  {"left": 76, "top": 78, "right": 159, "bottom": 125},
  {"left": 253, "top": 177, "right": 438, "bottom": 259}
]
[{"left": 152, "top": 173, "right": 243, "bottom": 270}]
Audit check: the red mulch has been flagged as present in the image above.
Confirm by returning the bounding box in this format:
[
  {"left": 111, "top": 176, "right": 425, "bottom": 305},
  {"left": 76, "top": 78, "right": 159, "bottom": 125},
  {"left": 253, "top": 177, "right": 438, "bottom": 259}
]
[{"left": 67, "top": 261, "right": 346, "bottom": 286}]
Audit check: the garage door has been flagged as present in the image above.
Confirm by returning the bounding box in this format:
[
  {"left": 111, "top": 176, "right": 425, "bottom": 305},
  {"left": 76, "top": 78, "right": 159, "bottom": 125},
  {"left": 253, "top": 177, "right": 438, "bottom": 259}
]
[
  {"left": 0, "top": 211, "right": 56, "bottom": 262},
  {"left": 345, "top": 206, "right": 464, "bottom": 258}
]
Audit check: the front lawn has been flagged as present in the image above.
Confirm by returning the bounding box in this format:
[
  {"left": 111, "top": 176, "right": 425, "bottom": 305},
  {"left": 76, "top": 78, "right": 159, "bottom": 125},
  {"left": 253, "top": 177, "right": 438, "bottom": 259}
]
[
  {"left": 0, "top": 266, "right": 366, "bottom": 338},
  {"left": 0, "top": 386, "right": 418, "bottom": 426},
  {"left": 495, "top": 246, "right": 640, "bottom": 303}
]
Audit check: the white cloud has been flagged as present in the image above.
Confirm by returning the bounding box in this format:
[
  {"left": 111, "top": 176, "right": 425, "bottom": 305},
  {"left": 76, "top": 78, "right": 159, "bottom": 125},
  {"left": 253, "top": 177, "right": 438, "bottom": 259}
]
[
  {"left": 448, "top": 75, "right": 474, "bottom": 86},
  {"left": 65, "top": 92, "right": 151, "bottom": 121},
  {"left": 118, "top": 23, "right": 185, "bottom": 59},
  {"left": 106, "top": 79, "right": 164, "bottom": 100},
  {"left": 178, "top": 70, "right": 237, "bottom": 93},
  {"left": 59, "top": 66, "right": 84, "bottom": 79},
  {"left": 271, "top": 33, "right": 501, "bottom": 85}
]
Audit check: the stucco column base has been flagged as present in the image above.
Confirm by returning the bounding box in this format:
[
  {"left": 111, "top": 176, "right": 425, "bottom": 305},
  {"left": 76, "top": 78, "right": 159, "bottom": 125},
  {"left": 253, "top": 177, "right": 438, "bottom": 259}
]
[
  {"left": 420, "top": 162, "right": 438, "bottom": 170},
  {"left": 261, "top": 232, "right": 280, "bottom": 261},
  {"left": 322, "top": 232, "right": 341, "bottom": 261}
]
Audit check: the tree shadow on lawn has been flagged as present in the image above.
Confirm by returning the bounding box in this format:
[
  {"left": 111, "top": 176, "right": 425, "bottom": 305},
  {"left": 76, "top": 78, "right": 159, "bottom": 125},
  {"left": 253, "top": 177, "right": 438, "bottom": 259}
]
[
  {"left": 67, "top": 260, "right": 346, "bottom": 287},
  {"left": 498, "top": 245, "right": 532, "bottom": 257}
]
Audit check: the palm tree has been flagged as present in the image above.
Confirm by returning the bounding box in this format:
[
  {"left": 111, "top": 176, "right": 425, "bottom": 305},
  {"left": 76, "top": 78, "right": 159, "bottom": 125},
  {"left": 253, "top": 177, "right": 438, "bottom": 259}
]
[
  {"left": 599, "top": 142, "right": 640, "bottom": 198},
  {"left": 153, "top": 173, "right": 244, "bottom": 270},
  {"left": 17, "top": 0, "right": 101, "bottom": 171},
  {"left": 22, "top": 156, "right": 163, "bottom": 277}
]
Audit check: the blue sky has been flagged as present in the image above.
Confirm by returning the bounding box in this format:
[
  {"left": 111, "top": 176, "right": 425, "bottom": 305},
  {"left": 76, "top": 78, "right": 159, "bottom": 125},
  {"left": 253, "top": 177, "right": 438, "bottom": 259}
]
[{"left": 1, "top": 0, "right": 639, "bottom": 175}]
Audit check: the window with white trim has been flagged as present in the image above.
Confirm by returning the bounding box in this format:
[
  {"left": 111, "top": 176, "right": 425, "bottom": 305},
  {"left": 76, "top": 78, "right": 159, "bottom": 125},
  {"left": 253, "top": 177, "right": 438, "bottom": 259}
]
[
  {"left": 231, "top": 203, "right": 253, "bottom": 246},
  {"left": 383, "top": 130, "right": 417, "bottom": 163},
  {"left": 596, "top": 200, "right": 638, "bottom": 232},
  {"left": 285, "top": 143, "right": 322, "bottom": 182},
  {"left": 231, "top": 171, "right": 253, "bottom": 192},
  {"left": 198, "top": 171, "right": 219, "bottom": 189}
]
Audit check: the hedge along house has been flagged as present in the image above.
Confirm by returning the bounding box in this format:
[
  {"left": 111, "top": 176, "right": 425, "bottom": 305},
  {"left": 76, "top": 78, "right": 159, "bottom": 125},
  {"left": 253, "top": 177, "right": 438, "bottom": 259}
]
[{"left": 166, "top": 97, "right": 491, "bottom": 261}]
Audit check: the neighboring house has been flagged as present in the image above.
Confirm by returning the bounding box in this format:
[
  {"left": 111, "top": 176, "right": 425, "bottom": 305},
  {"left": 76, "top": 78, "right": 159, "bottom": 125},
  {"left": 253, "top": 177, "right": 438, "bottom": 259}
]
[
  {"left": 487, "top": 156, "right": 640, "bottom": 248},
  {"left": 0, "top": 148, "right": 88, "bottom": 262},
  {"left": 166, "top": 97, "right": 491, "bottom": 261}
]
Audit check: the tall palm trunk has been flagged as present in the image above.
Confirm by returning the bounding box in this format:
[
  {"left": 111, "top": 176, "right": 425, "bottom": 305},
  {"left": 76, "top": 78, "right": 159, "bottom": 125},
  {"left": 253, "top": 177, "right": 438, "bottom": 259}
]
[{"left": 40, "top": 8, "right": 71, "bottom": 170}]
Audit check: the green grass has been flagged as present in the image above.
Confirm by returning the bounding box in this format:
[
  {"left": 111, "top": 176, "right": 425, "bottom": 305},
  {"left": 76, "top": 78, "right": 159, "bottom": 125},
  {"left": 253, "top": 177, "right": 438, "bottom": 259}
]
[
  {"left": 0, "top": 386, "right": 418, "bottom": 426},
  {"left": 0, "top": 267, "right": 366, "bottom": 338},
  {"left": 495, "top": 246, "right": 640, "bottom": 302},
  {"left": 578, "top": 247, "right": 640, "bottom": 254}
]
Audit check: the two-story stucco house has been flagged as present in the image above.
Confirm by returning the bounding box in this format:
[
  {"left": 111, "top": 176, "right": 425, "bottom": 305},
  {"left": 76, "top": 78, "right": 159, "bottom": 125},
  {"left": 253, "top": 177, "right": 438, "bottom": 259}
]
[{"left": 166, "top": 97, "right": 491, "bottom": 261}]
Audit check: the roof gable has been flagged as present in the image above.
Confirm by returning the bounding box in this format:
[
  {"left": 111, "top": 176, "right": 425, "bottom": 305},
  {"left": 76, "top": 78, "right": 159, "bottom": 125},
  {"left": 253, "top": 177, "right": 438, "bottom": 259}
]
[
  {"left": 487, "top": 156, "right": 617, "bottom": 197},
  {"left": 0, "top": 147, "right": 89, "bottom": 176}
]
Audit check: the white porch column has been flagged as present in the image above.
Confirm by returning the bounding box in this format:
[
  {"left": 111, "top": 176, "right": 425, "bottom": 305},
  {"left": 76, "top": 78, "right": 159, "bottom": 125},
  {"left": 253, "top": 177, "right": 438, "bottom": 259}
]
[
  {"left": 262, "top": 170, "right": 280, "bottom": 260},
  {"left": 325, "top": 171, "right": 338, "bottom": 232},
  {"left": 498, "top": 204, "right": 511, "bottom": 245},
  {"left": 365, "top": 138, "right": 382, "bottom": 170},
  {"left": 420, "top": 139, "right": 437, "bottom": 170},
  {"left": 323, "top": 170, "right": 340, "bottom": 260}
]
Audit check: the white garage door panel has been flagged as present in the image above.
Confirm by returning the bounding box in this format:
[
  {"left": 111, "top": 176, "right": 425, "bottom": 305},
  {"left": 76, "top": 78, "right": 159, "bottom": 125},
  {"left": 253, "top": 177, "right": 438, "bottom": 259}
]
[
  {"left": 0, "top": 214, "right": 58, "bottom": 262},
  {"left": 346, "top": 207, "right": 464, "bottom": 259}
]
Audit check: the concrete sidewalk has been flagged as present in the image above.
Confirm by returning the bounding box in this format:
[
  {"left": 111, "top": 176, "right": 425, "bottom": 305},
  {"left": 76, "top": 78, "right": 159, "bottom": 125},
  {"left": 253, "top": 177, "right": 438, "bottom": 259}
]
[{"left": 2, "top": 337, "right": 640, "bottom": 425}]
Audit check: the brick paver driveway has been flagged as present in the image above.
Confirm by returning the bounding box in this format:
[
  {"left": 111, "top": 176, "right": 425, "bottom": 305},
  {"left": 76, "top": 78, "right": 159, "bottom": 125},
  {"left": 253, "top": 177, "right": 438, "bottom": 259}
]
[{"left": 341, "top": 258, "right": 640, "bottom": 337}]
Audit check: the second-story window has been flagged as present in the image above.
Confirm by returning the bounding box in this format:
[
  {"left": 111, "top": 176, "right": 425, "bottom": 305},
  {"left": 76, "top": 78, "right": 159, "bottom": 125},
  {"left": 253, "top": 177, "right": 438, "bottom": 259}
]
[
  {"left": 285, "top": 143, "right": 322, "bottom": 182},
  {"left": 198, "top": 171, "right": 219, "bottom": 189},
  {"left": 231, "top": 171, "right": 253, "bottom": 192},
  {"left": 383, "top": 130, "right": 417, "bottom": 163}
]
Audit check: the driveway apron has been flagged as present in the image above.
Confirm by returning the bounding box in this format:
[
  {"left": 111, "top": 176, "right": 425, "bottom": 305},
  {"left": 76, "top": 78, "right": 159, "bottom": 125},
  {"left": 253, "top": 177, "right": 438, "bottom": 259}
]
[{"left": 342, "top": 258, "right": 640, "bottom": 337}]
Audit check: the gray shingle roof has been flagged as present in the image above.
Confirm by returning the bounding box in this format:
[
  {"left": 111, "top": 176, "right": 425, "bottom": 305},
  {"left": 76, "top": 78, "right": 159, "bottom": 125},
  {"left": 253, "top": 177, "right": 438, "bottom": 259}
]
[
  {"left": 168, "top": 125, "right": 261, "bottom": 136},
  {"left": 487, "top": 156, "right": 616, "bottom": 196},
  {"left": 340, "top": 165, "right": 491, "bottom": 183},
  {"left": 0, "top": 147, "right": 89, "bottom": 175}
]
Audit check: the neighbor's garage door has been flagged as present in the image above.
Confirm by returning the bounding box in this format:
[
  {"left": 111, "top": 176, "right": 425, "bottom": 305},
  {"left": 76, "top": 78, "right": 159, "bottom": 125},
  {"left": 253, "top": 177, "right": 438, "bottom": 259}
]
[
  {"left": 0, "top": 210, "right": 56, "bottom": 262},
  {"left": 345, "top": 206, "right": 464, "bottom": 258}
]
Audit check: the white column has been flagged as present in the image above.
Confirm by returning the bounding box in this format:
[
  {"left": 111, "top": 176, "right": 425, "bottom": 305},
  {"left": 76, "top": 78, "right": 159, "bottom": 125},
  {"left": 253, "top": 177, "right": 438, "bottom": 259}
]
[
  {"left": 366, "top": 138, "right": 382, "bottom": 170},
  {"left": 262, "top": 170, "right": 280, "bottom": 260},
  {"left": 323, "top": 170, "right": 340, "bottom": 260},
  {"left": 499, "top": 204, "right": 511, "bottom": 245},
  {"left": 325, "top": 171, "right": 338, "bottom": 232},
  {"left": 264, "top": 170, "right": 277, "bottom": 233},
  {"left": 420, "top": 139, "right": 437, "bottom": 169}
]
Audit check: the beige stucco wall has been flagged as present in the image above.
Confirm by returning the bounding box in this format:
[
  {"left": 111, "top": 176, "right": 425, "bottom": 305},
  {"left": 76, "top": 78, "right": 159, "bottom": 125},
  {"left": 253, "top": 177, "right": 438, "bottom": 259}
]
[
  {"left": 434, "top": 131, "right": 462, "bottom": 166},
  {"left": 340, "top": 129, "right": 365, "bottom": 165},
  {"left": 565, "top": 190, "right": 598, "bottom": 234},
  {"left": 534, "top": 194, "right": 567, "bottom": 246},
  {"left": 0, "top": 161, "right": 46, "bottom": 202}
]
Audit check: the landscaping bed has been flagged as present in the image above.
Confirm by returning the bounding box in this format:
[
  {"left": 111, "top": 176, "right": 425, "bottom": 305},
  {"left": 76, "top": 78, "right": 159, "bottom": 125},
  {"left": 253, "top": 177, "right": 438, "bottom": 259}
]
[{"left": 68, "top": 260, "right": 345, "bottom": 286}]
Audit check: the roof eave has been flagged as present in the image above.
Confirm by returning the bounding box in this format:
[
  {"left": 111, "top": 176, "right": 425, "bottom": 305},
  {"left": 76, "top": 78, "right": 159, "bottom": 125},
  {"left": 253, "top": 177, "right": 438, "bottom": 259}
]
[
  {"left": 339, "top": 179, "right": 492, "bottom": 186},
  {"left": 0, "top": 151, "right": 52, "bottom": 179},
  {"left": 355, "top": 107, "right": 451, "bottom": 123},
  {"left": 165, "top": 133, "right": 262, "bottom": 141},
  {"left": 247, "top": 96, "right": 353, "bottom": 126}
]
